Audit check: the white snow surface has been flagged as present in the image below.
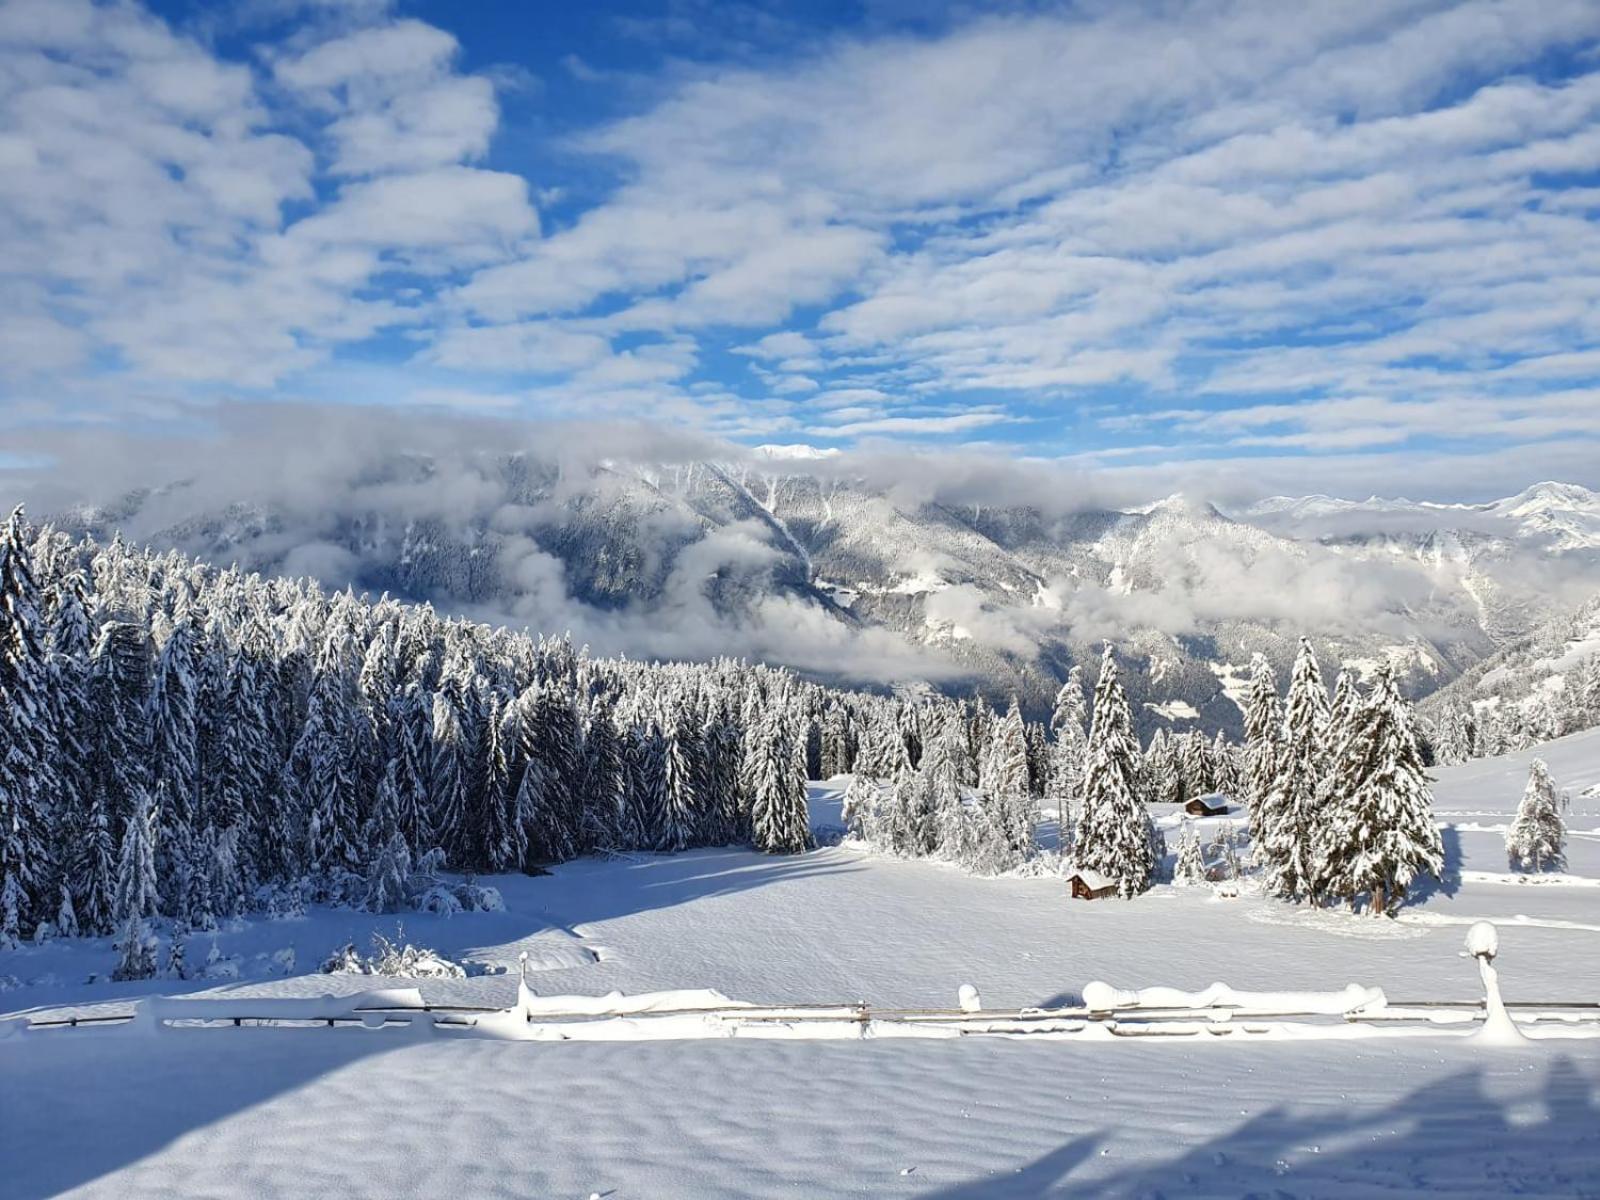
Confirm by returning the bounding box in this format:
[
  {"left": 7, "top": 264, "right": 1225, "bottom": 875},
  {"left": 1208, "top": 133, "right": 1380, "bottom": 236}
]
[{"left": 6, "top": 735, "right": 1600, "bottom": 1197}]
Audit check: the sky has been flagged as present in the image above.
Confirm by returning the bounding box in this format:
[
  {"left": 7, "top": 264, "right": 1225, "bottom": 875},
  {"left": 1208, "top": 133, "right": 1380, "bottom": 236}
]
[{"left": 2, "top": 0, "right": 1600, "bottom": 501}]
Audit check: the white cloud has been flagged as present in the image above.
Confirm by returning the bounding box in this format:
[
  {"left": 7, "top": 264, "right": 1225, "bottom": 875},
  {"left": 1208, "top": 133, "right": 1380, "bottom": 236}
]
[
  {"left": 5, "top": 0, "right": 1600, "bottom": 481},
  {"left": 0, "top": 0, "right": 535, "bottom": 389}
]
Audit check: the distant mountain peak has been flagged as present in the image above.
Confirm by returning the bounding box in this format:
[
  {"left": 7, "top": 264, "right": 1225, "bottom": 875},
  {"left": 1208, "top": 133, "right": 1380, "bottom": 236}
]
[
  {"left": 1491, "top": 481, "right": 1598, "bottom": 514},
  {"left": 1132, "top": 492, "right": 1224, "bottom": 520},
  {"left": 753, "top": 444, "right": 841, "bottom": 461}
]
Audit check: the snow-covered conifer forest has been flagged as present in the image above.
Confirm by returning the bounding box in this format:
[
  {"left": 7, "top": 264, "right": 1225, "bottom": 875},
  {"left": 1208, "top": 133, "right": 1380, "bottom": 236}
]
[{"left": 1, "top": 506, "right": 1464, "bottom": 957}]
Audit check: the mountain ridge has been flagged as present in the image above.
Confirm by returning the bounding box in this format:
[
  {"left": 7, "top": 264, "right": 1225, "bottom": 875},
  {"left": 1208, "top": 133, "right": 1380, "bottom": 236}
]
[{"left": 47, "top": 464, "right": 1600, "bottom": 736}]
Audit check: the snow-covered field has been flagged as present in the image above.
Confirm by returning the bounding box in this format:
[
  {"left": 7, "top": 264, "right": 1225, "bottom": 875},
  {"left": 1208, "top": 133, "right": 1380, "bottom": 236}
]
[{"left": 5, "top": 733, "right": 1600, "bottom": 1198}]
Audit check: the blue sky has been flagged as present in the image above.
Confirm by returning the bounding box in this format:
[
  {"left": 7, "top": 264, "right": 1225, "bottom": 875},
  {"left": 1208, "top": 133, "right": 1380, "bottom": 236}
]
[{"left": 3, "top": 0, "right": 1600, "bottom": 498}]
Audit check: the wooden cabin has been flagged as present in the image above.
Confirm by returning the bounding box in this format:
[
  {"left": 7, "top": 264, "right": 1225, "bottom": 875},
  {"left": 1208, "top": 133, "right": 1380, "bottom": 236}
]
[
  {"left": 1068, "top": 869, "right": 1117, "bottom": 900},
  {"left": 1183, "top": 793, "right": 1230, "bottom": 818}
]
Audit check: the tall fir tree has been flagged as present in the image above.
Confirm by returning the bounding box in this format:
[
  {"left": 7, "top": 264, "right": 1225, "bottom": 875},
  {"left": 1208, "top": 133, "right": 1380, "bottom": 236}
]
[
  {"left": 747, "top": 712, "right": 812, "bottom": 855},
  {"left": 149, "top": 612, "right": 202, "bottom": 915},
  {"left": 44, "top": 570, "right": 96, "bottom": 930},
  {"left": 578, "top": 694, "right": 629, "bottom": 849},
  {"left": 113, "top": 786, "right": 160, "bottom": 923},
  {"left": 983, "top": 698, "right": 1036, "bottom": 863},
  {"left": 1242, "top": 653, "right": 1284, "bottom": 841},
  {"left": 1319, "top": 665, "right": 1443, "bottom": 915},
  {"left": 293, "top": 623, "right": 362, "bottom": 880},
  {"left": 658, "top": 694, "right": 702, "bottom": 852},
  {"left": 0, "top": 507, "right": 55, "bottom": 943},
  {"left": 1259, "top": 637, "right": 1330, "bottom": 901},
  {"left": 428, "top": 684, "right": 471, "bottom": 863},
  {"left": 1074, "top": 647, "right": 1155, "bottom": 898}
]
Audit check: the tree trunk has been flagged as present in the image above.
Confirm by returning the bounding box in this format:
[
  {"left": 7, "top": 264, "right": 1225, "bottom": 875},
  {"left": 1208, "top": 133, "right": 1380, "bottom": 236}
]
[{"left": 1373, "top": 881, "right": 1386, "bottom": 917}]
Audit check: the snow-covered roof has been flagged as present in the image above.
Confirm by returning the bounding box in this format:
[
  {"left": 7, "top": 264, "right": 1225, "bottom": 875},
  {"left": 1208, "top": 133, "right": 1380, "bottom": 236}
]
[{"left": 1069, "top": 868, "right": 1114, "bottom": 890}]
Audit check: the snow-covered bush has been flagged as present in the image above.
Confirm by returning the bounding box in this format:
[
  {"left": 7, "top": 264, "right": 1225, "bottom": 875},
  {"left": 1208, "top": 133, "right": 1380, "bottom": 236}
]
[
  {"left": 412, "top": 885, "right": 462, "bottom": 918},
  {"left": 390, "top": 850, "right": 504, "bottom": 917},
  {"left": 200, "top": 939, "right": 242, "bottom": 980},
  {"left": 319, "top": 929, "right": 465, "bottom": 979},
  {"left": 258, "top": 882, "right": 306, "bottom": 921},
  {"left": 320, "top": 942, "right": 367, "bottom": 975}
]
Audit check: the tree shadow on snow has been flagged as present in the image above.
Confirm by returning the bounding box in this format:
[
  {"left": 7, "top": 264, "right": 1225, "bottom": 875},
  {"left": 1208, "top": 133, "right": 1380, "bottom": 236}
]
[
  {"left": 916, "top": 1055, "right": 1600, "bottom": 1198},
  {"left": 0, "top": 1024, "right": 415, "bottom": 1200},
  {"left": 1410, "top": 823, "right": 1466, "bottom": 902},
  {"left": 523, "top": 845, "right": 868, "bottom": 935}
]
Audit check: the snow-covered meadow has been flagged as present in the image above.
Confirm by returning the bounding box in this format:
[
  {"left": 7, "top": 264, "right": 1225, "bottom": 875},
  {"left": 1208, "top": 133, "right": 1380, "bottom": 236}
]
[{"left": 4, "top": 730, "right": 1599, "bottom": 1198}]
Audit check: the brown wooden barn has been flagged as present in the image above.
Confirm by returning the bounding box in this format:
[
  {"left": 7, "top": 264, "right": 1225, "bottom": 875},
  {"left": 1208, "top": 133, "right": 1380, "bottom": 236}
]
[
  {"left": 1183, "top": 794, "right": 1230, "bottom": 818},
  {"left": 1068, "top": 869, "right": 1117, "bottom": 900}
]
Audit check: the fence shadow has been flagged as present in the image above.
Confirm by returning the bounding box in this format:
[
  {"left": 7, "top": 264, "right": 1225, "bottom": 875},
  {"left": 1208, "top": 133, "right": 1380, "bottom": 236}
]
[{"left": 917, "top": 1055, "right": 1600, "bottom": 1198}]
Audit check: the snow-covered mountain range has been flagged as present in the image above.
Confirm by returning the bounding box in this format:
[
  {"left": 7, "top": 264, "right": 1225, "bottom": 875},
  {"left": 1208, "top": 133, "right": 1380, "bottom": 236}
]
[
  {"left": 52, "top": 466, "right": 1600, "bottom": 736},
  {"left": 1246, "top": 481, "right": 1600, "bottom": 554}
]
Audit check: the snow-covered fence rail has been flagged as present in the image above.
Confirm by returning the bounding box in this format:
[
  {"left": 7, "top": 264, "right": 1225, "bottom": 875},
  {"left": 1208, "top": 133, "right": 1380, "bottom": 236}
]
[{"left": 9, "top": 929, "right": 1598, "bottom": 1043}]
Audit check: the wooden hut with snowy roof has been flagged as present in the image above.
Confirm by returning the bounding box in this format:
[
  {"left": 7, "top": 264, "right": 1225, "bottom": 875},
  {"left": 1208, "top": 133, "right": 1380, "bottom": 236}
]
[
  {"left": 1183, "top": 793, "right": 1230, "bottom": 818},
  {"left": 1068, "top": 869, "right": 1116, "bottom": 900}
]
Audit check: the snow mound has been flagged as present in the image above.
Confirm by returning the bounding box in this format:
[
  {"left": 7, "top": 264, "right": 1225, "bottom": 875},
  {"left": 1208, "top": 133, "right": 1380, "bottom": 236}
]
[
  {"left": 1081, "top": 980, "right": 1386, "bottom": 1016},
  {"left": 520, "top": 988, "right": 750, "bottom": 1017}
]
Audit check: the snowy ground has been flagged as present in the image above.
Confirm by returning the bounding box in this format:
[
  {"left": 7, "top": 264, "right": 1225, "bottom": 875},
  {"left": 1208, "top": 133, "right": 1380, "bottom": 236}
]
[{"left": 5, "top": 731, "right": 1600, "bottom": 1198}]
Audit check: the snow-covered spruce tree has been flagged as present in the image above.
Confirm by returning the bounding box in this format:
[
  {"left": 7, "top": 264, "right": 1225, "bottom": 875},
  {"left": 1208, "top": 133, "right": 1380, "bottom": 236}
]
[
  {"left": 1144, "top": 728, "right": 1183, "bottom": 806},
  {"left": 747, "top": 711, "right": 812, "bottom": 855},
  {"left": 149, "top": 611, "right": 202, "bottom": 916},
  {"left": 703, "top": 700, "right": 745, "bottom": 845},
  {"left": 623, "top": 717, "right": 668, "bottom": 852},
  {"left": 983, "top": 698, "right": 1037, "bottom": 864},
  {"left": 1319, "top": 665, "right": 1443, "bottom": 915},
  {"left": 819, "top": 701, "right": 852, "bottom": 778},
  {"left": 1180, "top": 732, "right": 1215, "bottom": 797},
  {"left": 1506, "top": 758, "right": 1567, "bottom": 873},
  {"left": 1209, "top": 730, "right": 1241, "bottom": 800},
  {"left": 518, "top": 698, "right": 577, "bottom": 864},
  {"left": 390, "top": 682, "right": 435, "bottom": 854},
  {"left": 0, "top": 507, "right": 56, "bottom": 944},
  {"left": 428, "top": 684, "right": 471, "bottom": 863},
  {"left": 463, "top": 693, "right": 524, "bottom": 873},
  {"left": 1259, "top": 637, "right": 1330, "bottom": 902},
  {"left": 213, "top": 637, "right": 278, "bottom": 886},
  {"left": 1074, "top": 647, "right": 1155, "bottom": 898},
  {"left": 840, "top": 772, "right": 876, "bottom": 839},
  {"left": 355, "top": 619, "right": 399, "bottom": 804},
  {"left": 113, "top": 786, "right": 160, "bottom": 924},
  {"left": 1242, "top": 653, "right": 1284, "bottom": 839},
  {"left": 658, "top": 693, "right": 703, "bottom": 852},
  {"left": 363, "top": 755, "right": 414, "bottom": 912},
  {"left": 573, "top": 694, "right": 623, "bottom": 849},
  {"left": 925, "top": 713, "right": 975, "bottom": 862},
  {"left": 292, "top": 623, "right": 363, "bottom": 882},
  {"left": 1173, "top": 820, "right": 1206, "bottom": 886},
  {"left": 45, "top": 570, "right": 97, "bottom": 932},
  {"left": 112, "top": 915, "right": 157, "bottom": 982},
  {"left": 1050, "top": 667, "right": 1088, "bottom": 741},
  {"left": 529, "top": 681, "right": 584, "bottom": 852},
  {"left": 1329, "top": 670, "right": 1359, "bottom": 731},
  {"left": 1209, "top": 822, "right": 1243, "bottom": 881}
]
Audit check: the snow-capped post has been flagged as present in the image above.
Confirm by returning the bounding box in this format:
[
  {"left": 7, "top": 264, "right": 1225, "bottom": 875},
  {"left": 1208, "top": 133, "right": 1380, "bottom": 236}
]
[
  {"left": 1463, "top": 922, "right": 1526, "bottom": 1045},
  {"left": 516, "top": 950, "right": 534, "bottom": 1020}
]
